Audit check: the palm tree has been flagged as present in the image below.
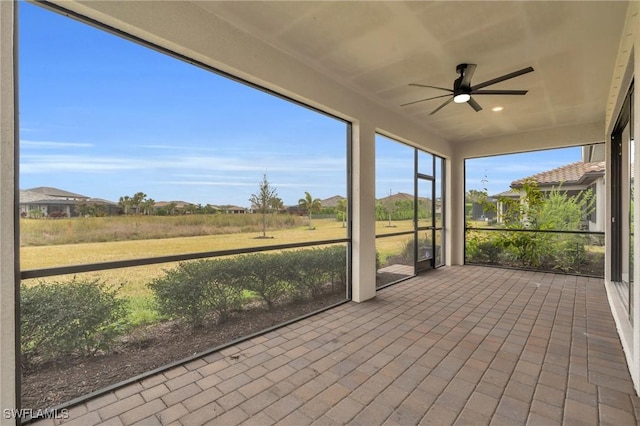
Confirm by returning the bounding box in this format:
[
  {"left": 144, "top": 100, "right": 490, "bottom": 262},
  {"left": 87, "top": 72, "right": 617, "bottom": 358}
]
[
  {"left": 298, "top": 192, "right": 322, "bottom": 230},
  {"left": 141, "top": 198, "right": 155, "bottom": 215},
  {"left": 118, "top": 195, "right": 131, "bottom": 214},
  {"left": 271, "top": 197, "right": 284, "bottom": 214},
  {"left": 131, "top": 192, "right": 147, "bottom": 215},
  {"left": 166, "top": 201, "right": 177, "bottom": 216},
  {"left": 336, "top": 198, "right": 347, "bottom": 228}
]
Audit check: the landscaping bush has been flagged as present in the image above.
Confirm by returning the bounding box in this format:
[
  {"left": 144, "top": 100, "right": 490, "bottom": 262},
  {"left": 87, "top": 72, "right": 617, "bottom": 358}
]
[
  {"left": 321, "top": 245, "right": 348, "bottom": 293},
  {"left": 148, "top": 258, "right": 244, "bottom": 327},
  {"left": 401, "top": 237, "right": 434, "bottom": 263},
  {"left": 236, "top": 253, "right": 290, "bottom": 309},
  {"left": 276, "top": 246, "right": 348, "bottom": 301},
  {"left": 499, "top": 231, "right": 553, "bottom": 268},
  {"left": 21, "top": 278, "right": 127, "bottom": 364},
  {"left": 466, "top": 233, "right": 503, "bottom": 264},
  {"left": 283, "top": 249, "right": 329, "bottom": 300},
  {"left": 149, "top": 246, "right": 349, "bottom": 326},
  {"left": 553, "top": 234, "right": 589, "bottom": 273}
]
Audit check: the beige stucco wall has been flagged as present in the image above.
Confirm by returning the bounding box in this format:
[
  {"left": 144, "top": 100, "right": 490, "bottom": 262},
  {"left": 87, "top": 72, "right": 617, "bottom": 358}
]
[{"left": 0, "top": 1, "right": 17, "bottom": 424}]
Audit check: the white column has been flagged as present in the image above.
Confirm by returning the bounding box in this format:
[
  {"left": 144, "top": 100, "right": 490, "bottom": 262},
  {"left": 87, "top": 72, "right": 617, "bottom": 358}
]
[
  {"left": 351, "top": 121, "right": 376, "bottom": 302},
  {"left": 447, "top": 150, "right": 465, "bottom": 265},
  {"left": 0, "top": 0, "right": 18, "bottom": 424}
]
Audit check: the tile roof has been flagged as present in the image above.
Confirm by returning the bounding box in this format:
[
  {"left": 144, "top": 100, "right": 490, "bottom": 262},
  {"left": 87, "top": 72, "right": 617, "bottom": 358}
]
[
  {"left": 19, "top": 190, "right": 77, "bottom": 204},
  {"left": 24, "top": 186, "right": 89, "bottom": 199},
  {"left": 321, "top": 195, "right": 346, "bottom": 207},
  {"left": 511, "top": 161, "right": 605, "bottom": 188}
]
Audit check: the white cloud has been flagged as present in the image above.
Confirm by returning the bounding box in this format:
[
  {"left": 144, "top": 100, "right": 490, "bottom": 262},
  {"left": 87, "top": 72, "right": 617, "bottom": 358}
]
[
  {"left": 162, "top": 180, "right": 326, "bottom": 189},
  {"left": 21, "top": 140, "right": 94, "bottom": 149},
  {"left": 20, "top": 152, "right": 346, "bottom": 178}
]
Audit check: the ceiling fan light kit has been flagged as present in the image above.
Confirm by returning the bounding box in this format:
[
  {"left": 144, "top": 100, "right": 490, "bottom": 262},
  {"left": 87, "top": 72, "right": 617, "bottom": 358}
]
[
  {"left": 403, "top": 63, "right": 534, "bottom": 115},
  {"left": 453, "top": 93, "right": 470, "bottom": 103}
]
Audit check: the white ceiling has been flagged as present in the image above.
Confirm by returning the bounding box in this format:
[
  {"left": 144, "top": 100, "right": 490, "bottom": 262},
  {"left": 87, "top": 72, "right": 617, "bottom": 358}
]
[{"left": 193, "top": 1, "right": 628, "bottom": 144}]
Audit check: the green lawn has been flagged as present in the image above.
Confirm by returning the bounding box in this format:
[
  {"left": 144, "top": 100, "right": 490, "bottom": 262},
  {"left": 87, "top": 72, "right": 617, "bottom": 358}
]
[{"left": 21, "top": 216, "right": 415, "bottom": 325}]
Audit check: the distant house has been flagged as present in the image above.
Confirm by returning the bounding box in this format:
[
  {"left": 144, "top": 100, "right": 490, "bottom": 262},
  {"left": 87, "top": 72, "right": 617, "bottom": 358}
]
[
  {"left": 154, "top": 201, "right": 196, "bottom": 214},
  {"left": 286, "top": 205, "right": 307, "bottom": 216},
  {"left": 499, "top": 161, "right": 606, "bottom": 232},
  {"left": 20, "top": 187, "right": 89, "bottom": 218},
  {"left": 222, "top": 205, "right": 247, "bottom": 214},
  {"left": 19, "top": 187, "right": 118, "bottom": 217},
  {"left": 321, "top": 195, "right": 346, "bottom": 208},
  {"left": 377, "top": 192, "right": 431, "bottom": 210}
]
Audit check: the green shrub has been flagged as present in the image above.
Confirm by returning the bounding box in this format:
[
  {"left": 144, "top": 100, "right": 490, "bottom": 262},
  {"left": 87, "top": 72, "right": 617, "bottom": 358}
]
[
  {"left": 280, "top": 246, "right": 347, "bottom": 300},
  {"left": 236, "top": 253, "right": 289, "bottom": 309},
  {"left": 401, "top": 237, "right": 433, "bottom": 263},
  {"left": 148, "top": 259, "right": 244, "bottom": 327},
  {"left": 499, "top": 231, "right": 552, "bottom": 268},
  {"left": 21, "top": 278, "right": 127, "bottom": 363},
  {"left": 318, "top": 245, "right": 347, "bottom": 293},
  {"left": 553, "top": 235, "right": 589, "bottom": 273},
  {"left": 282, "top": 250, "right": 326, "bottom": 300},
  {"left": 466, "top": 233, "right": 502, "bottom": 264}
]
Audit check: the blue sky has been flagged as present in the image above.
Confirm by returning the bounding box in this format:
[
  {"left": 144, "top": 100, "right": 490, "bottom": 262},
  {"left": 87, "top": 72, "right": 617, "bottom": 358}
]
[
  {"left": 20, "top": 2, "right": 583, "bottom": 207},
  {"left": 465, "top": 147, "right": 583, "bottom": 196},
  {"left": 19, "top": 2, "right": 347, "bottom": 207}
]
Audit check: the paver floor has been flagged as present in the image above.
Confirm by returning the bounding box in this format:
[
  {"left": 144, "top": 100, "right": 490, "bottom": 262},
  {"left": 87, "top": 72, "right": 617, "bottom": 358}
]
[{"left": 35, "top": 266, "right": 640, "bottom": 425}]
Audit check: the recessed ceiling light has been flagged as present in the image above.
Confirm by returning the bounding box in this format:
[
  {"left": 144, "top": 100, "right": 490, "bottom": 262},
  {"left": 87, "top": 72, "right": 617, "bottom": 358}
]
[{"left": 492, "top": 106, "right": 504, "bottom": 112}]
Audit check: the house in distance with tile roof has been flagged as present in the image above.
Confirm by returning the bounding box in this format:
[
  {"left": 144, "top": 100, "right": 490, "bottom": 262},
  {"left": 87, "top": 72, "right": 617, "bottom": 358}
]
[{"left": 498, "top": 145, "right": 606, "bottom": 232}]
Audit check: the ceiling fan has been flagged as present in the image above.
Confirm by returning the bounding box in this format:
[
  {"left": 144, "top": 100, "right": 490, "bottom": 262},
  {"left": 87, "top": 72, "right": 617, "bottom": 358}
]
[{"left": 402, "top": 63, "right": 534, "bottom": 115}]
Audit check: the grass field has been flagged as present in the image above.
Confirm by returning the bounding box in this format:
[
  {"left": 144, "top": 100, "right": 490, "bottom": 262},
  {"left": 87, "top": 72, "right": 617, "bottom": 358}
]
[{"left": 21, "top": 216, "right": 414, "bottom": 325}]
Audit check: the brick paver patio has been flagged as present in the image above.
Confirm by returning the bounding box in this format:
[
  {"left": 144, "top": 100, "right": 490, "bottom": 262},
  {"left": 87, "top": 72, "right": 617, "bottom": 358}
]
[{"left": 35, "top": 266, "right": 640, "bottom": 425}]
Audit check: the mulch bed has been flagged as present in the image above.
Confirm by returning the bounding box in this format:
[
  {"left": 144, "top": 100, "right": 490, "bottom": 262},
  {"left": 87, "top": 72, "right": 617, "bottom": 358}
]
[{"left": 21, "top": 292, "right": 346, "bottom": 410}]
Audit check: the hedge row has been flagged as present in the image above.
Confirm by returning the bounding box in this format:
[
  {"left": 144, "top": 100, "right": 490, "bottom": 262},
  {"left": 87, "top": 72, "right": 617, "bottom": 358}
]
[
  {"left": 466, "top": 231, "right": 604, "bottom": 276},
  {"left": 21, "top": 278, "right": 127, "bottom": 365},
  {"left": 20, "top": 245, "right": 348, "bottom": 363},
  {"left": 148, "top": 245, "right": 347, "bottom": 327}
]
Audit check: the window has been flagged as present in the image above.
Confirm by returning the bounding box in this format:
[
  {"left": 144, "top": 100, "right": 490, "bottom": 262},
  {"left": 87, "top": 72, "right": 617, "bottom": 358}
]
[{"left": 19, "top": 2, "right": 350, "bottom": 410}]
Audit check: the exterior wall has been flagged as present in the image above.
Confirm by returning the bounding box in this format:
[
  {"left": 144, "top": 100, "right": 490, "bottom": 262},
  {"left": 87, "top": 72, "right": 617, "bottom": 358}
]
[
  {"left": 603, "top": 1, "right": 640, "bottom": 395},
  {"left": 0, "top": 1, "right": 17, "bottom": 424}
]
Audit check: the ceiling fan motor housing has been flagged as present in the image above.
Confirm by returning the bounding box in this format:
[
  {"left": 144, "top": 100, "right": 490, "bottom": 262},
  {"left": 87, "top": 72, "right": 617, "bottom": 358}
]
[
  {"left": 403, "top": 63, "right": 533, "bottom": 114},
  {"left": 454, "top": 63, "right": 472, "bottom": 94}
]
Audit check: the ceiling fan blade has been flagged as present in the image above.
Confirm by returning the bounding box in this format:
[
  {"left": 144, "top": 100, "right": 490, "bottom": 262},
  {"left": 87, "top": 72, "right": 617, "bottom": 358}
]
[
  {"left": 429, "top": 97, "right": 454, "bottom": 115},
  {"left": 460, "top": 64, "right": 477, "bottom": 88},
  {"left": 472, "top": 89, "right": 528, "bottom": 95},
  {"left": 471, "top": 66, "right": 534, "bottom": 90},
  {"left": 467, "top": 97, "right": 483, "bottom": 112},
  {"left": 401, "top": 94, "right": 452, "bottom": 107},
  {"left": 409, "top": 83, "right": 454, "bottom": 93}
]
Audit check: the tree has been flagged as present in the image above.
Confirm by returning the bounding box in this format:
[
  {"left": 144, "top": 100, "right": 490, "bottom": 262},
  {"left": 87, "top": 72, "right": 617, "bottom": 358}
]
[
  {"left": 249, "top": 174, "right": 278, "bottom": 238},
  {"left": 131, "top": 192, "right": 147, "bottom": 215},
  {"left": 298, "top": 191, "right": 322, "bottom": 230},
  {"left": 118, "top": 195, "right": 132, "bottom": 215},
  {"left": 336, "top": 198, "right": 347, "bottom": 228},
  {"left": 271, "top": 197, "right": 284, "bottom": 214},
  {"left": 140, "top": 198, "right": 155, "bottom": 215},
  {"left": 537, "top": 187, "right": 595, "bottom": 231},
  {"left": 498, "top": 179, "right": 544, "bottom": 227},
  {"left": 166, "top": 201, "right": 177, "bottom": 216}
]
